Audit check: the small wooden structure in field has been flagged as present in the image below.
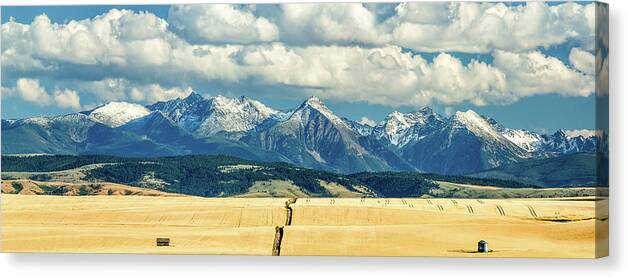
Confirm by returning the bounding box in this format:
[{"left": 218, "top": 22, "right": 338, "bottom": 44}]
[{"left": 156, "top": 237, "right": 170, "bottom": 247}]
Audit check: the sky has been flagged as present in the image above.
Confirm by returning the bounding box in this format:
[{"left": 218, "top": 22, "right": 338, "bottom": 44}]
[{"left": 0, "top": 2, "right": 608, "bottom": 133}]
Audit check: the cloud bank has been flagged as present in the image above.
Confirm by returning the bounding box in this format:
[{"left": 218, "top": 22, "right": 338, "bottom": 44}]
[{"left": 1, "top": 2, "right": 598, "bottom": 111}]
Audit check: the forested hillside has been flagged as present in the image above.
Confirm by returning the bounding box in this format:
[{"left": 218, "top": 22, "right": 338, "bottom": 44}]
[{"left": 2, "top": 155, "right": 542, "bottom": 198}]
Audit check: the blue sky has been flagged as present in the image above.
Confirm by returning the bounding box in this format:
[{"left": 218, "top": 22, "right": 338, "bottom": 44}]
[{"left": 1, "top": 2, "right": 604, "bottom": 133}]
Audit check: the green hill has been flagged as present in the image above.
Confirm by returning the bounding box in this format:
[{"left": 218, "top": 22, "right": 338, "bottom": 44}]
[
  {"left": 3, "top": 154, "right": 598, "bottom": 198},
  {"left": 2, "top": 155, "right": 438, "bottom": 198}
]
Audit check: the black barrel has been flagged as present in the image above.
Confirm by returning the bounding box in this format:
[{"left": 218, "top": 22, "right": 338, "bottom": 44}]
[{"left": 477, "top": 240, "right": 489, "bottom": 253}]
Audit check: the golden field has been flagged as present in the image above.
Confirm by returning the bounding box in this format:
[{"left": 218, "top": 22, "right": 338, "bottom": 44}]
[
  {"left": 1, "top": 194, "right": 288, "bottom": 255},
  {"left": 284, "top": 197, "right": 608, "bottom": 257},
  {"left": 0, "top": 194, "right": 608, "bottom": 257}
]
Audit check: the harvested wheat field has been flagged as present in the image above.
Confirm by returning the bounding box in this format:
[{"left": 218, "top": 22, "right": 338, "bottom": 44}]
[
  {"left": 1, "top": 194, "right": 288, "bottom": 255},
  {"left": 283, "top": 197, "right": 608, "bottom": 258},
  {"left": 0, "top": 194, "right": 608, "bottom": 257}
]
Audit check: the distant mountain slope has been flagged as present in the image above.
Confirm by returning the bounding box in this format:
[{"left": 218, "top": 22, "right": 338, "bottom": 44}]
[
  {"left": 468, "top": 152, "right": 608, "bottom": 187},
  {"left": 149, "top": 92, "right": 281, "bottom": 138},
  {"left": 0, "top": 112, "right": 172, "bottom": 157},
  {"left": 372, "top": 108, "right": 444, "bottom": 147},
  {"left": 1, "top": 93, "right": 602, "bottom": 175},
  {"left": 1, "top": 111, "right": 287, "bottom": 162},
  {"left": 400, "top": 110, "right": 528, "bottom": 174},
  {"left": 87, "top": 102, "right": 151, "bottom": 127},
  {"left": 488, "top": 117, "right": 598, "bottom": 155},
  {"left": 244, "top": 97, "right": 412, "bottom": 173},
  {"left": 1, "top": 114, "right": 96, "bottom": 155},
  {"left": 119, "top": 111, "right": 188, "bottom": 143},
  {"left": 540, "top": 130, "right": 598, "bottom": 154}
]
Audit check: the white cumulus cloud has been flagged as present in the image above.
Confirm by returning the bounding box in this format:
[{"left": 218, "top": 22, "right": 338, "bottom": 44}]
[
  {"left": 569, "top": 48, "right": 595, "bottom": 75},
  {"left": 1, "top": 86, "right": 17, "bottom": 96},
  {"left": 232, "top": 44, "right": 593, "bottom": 107},
  {"left": 53, "top": 89, "right": 81, "bottom": 109},
  {"left": 2, "top": 9, "right": 170, "bottom": 69},
  {"left": 1, "top": 5, "right": 597, "bottom": 110},
  {"left": 130, "top": 84, "right": 192, "bottom": 103},
  {"left": 168, "top": 4, "right": 279, "bottom": 44},
  {"left": 73, "top": 78, "right": 191, "bottom": 104},
  {"left": 163, "top": 2, "right": 594, "bottom": 53},
  {"left": 385, "top": 2, "right": 596, "bottom": 53},
  {"left": 13, "top": 78, "right": 82, "bottom": 109},
  {"left": 279, "top": 3, "right": 386, "bottom": 45},
  {"left": 15, "top": 78, "right": 51, "bottom": 105},
  {"left": 493, "top": 50, "right": 594, "bottom": 98}
]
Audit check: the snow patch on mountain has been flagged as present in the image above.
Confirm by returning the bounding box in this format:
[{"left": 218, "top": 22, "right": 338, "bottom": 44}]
[
  {"left": 565, "top": 129, "right": 596, "bottom": 138},
  {"left": 500, "top": 128, "right": 544, "bottom": 152},
  {"left": 448, "top": 110, "right": 528, "bottom": 165},
  {"left": 149, "top": 92, "right": 280, "bottom": 137},
  {"left": 378, "top": 111, "right": 417, "bottom": 145},
  {"left": 358, "top": 117, "right": 376, "bottom": 127},
  {"left": 195, "top": 95, "right": 280, "bottom": 137},
  {"left": 302, "top": 96, "right": 346, "bottom": 126},
  {"left": 89, "top": 102, "right": 150, "bottom": 127},
  {"left": 540, "top": 130, "right": 597, "bottom": 154},
  {"left": 451, "top": 110, "right": 499, "bottom": 136},
  {"left": 278, "top": 96, "right": 348, "bottom": 133},
  {"left": 373, "top": 108, "right": 441, "bottom": 147},
  {"left": 3, "top": 93, "right": 600, "bottom": 174},
  {"left": 21, "top": 117, "right": 53, "bottom": 127},
  {"left": 148, "top": 92, "right": 208, "bottom": 132},
  {"left": 344, "top": 118, "right": 374, "bottom": 136}
]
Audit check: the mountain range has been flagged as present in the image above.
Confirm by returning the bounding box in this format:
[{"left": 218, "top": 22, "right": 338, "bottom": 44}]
[{"left": 1, "top": 92, "right": 602, "bottom": 175}]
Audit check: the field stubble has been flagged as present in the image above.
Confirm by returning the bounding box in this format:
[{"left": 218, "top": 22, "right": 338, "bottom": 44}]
[{"left": 0, "top": 194, "right": 608, "bottom": 257}]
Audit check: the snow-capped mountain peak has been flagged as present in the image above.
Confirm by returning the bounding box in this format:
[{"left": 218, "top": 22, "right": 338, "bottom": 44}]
[
  {"left": 2, "top": 94, "right": 602, "bottom": 175},
  {"left": 451, "top": 110, "right": 496, "bottom": 134},
  {"left": 22, "top": 116, "right": 53, "bottom": 127},
  {"left": 387, "top": 111, "right": 413, "bottom": 125},
  {"left": 304, "top": 95, "right": 323, "bottom": 105},
  {"left": 448, "top": 109, "right": 527, "bottom": 155},
  {"left": 554, "top": 129, "right": 567, "bottom": 137},
  {"left": 147, "top": 91, "right": 211, "bottom": 133},
  {"left": 378, "top": 111, "right": 416, "bottom": 145},
  {"left": 373, "top": 108, "right": 444, "bottom": 147},
  {"left": 564, "top": 129, "right": 596, "bottom": 138},
  {"left": 194, "top": 94, "right": 280, "bottom": 137},
  {"left": 210, "top": 95, "right": 278, "bottom": 119},
  {"left": 452, "top": 109, "right": 482, "bottom": 123},
  {"left": 343, "top": 118, "right": 374, "bottom": 136},
  {"left": 539, "top": 129, "right": 597, "bottom": 154},
  {"left": 301, "top": 96, "right": 328, "bottom": 111},
  {"left": 500, "top": 128, "right": 544, "bottom": 152},
  {"left": 88, "top": 101, "right": 151, "bottom": 127},
  {"left": 383, "top": 108, "right": 439, "bottom": 128},
  {"left": 148, "top": 92, "right": 281, "bottom": 137},
  {"left": 242, "top": 97, "right": 279, "bottom": 118},
  {"left": 184, "top": 91, "right": 204, "bottom": 102},
  {"left": 294, "top": 96, "right": 345, "bottom": 126},
  {"left": 416, "top": 106, "right": 435, "bottom": 115}
]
